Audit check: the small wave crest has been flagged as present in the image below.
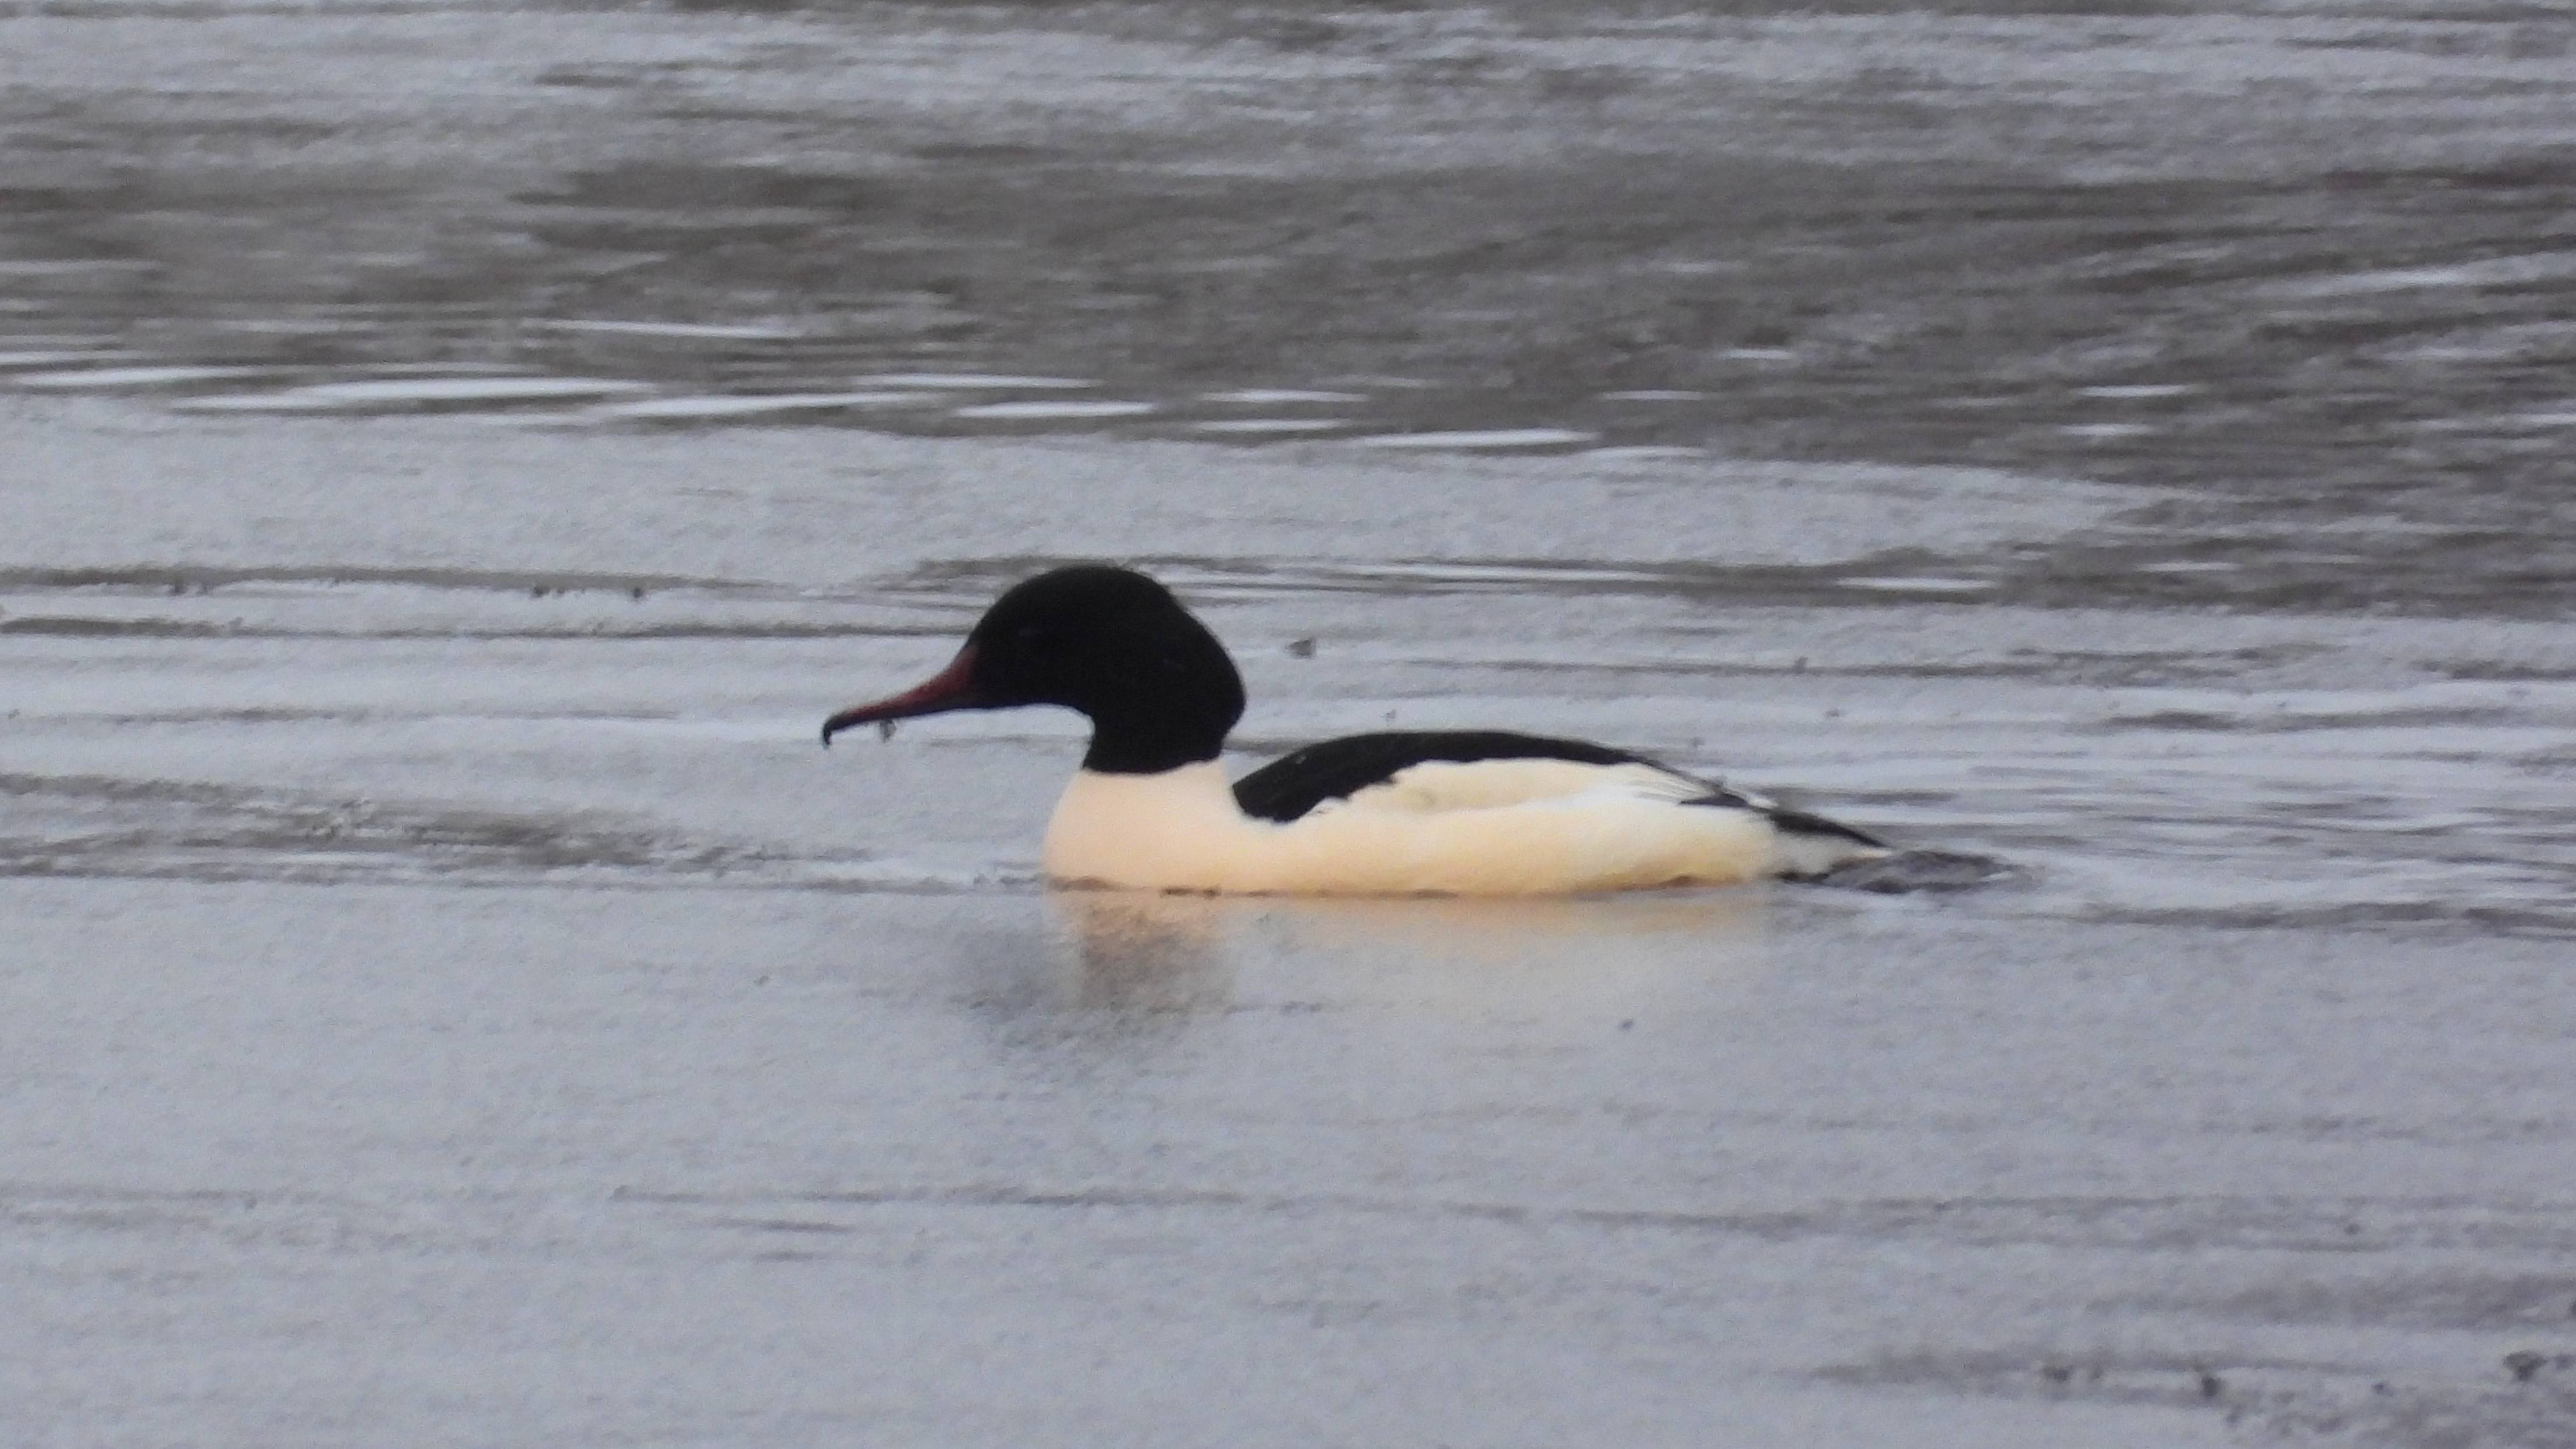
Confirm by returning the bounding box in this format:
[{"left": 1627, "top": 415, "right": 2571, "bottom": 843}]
[{"left": 1816, "top": 849, "right": 2019, "bottom": 894}]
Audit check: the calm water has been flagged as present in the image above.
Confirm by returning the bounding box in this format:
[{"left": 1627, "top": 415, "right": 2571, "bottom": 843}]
[{"left": 6, "top": 2, "right": 2575, "bottom": 1445}]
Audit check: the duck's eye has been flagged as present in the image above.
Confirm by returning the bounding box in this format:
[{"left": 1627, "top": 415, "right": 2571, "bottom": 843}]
[{"left": 1012, "top": 624, "right": 1056, "bottom": 651}]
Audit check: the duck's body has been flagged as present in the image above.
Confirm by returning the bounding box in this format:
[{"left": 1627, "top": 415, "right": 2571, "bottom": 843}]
[
  {"left": 1048, "top": 757, "right": 1823, "bottom": 895},
  {"left": 824, "top": 565, "right": 1888, "bottom": 896}
]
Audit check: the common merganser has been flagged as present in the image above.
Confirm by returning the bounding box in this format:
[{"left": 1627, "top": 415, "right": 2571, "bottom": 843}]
[{"left": 822, "top": 565, "right": 1889, "bottom": 895}]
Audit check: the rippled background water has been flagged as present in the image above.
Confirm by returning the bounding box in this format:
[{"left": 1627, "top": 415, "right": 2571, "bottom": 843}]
[{"left": 5, "top": 2, "right": 2575, "bottom": 1446}]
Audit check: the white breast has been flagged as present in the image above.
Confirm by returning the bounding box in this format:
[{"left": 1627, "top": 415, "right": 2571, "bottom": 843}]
[{"left": 1039, "top": 760, "right": 1866, "bottom": 896}]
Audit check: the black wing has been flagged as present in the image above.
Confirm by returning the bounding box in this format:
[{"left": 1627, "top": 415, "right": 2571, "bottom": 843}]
[{"left": 1232, "top": 728, "right": 1886, "bottom": 848}]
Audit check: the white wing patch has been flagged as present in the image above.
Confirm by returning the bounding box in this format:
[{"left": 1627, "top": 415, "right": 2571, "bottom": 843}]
[{"left": 1317, "top": 759, "right": 1741, "bottom": 817}]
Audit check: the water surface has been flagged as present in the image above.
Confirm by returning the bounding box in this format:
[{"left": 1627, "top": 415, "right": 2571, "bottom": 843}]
[{"left": 5, "top": 1, "right": 2575, "bottom": 1444}]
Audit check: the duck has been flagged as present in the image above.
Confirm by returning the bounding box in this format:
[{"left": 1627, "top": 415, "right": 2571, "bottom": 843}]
[{"left": 821, "top": 564, "right": 1890, "bottom": 895}]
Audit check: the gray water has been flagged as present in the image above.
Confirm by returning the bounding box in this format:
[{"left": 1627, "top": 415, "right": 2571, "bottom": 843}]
[{"left": 7, "top": 1, "right": 2576, "bottom": 1445}]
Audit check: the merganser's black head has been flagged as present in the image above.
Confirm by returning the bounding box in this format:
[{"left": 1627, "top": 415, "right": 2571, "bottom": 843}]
[{"left": 821, "top": 564, "right": 1246, "bottom": 774}]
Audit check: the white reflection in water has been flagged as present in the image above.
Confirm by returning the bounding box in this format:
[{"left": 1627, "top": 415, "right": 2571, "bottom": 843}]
[
  {"left": 1043, "top": 887, "right": 1771, "bottom": 1021},
  {"left": 1042, "top": 890, "right": 1236, "bottom": 1014}
]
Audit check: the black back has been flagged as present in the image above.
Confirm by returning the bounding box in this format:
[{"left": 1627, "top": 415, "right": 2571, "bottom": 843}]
[{"left": 1235, "top": 730, "right": 1680, "bottom": 822}]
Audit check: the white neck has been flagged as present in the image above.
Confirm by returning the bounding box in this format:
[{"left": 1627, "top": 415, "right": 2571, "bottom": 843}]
[{"left": 1043, "top": 764, "right": 1253, "bottom": 891}]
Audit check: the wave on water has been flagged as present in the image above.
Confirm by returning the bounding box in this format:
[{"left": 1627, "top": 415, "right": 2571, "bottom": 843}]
[
  {"left": 0, "top": 564, "right": 765, "bottom": 596},
  {"left": 0, "top": 771, "right": 765, "bottom": 888},
  {"left": 1816, "top": 849, "right": 2018, "bottom": 894},
  {"left": 876, "top": 551, "right": 2006, "bottom": 610},
  {"left": 0, "top": 772, "right": 1031, "bottom": 896},
  {"left": 0, "top": 564, "right": 979, "bottom": 643}
]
